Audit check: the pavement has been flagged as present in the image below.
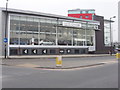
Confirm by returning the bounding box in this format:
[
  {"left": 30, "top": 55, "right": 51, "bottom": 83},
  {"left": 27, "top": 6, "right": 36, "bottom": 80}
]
[
  {"left": 1, "top": 54, "right": 117, "bottom": 69},
  {"left": 5, "top": 54, "right": 115, "bottom": 59}
]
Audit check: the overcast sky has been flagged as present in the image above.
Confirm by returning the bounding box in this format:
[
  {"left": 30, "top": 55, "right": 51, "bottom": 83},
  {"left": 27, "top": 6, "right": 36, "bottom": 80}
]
[{"left": 0, "top": 0, "right": 119, "bottom": 42}]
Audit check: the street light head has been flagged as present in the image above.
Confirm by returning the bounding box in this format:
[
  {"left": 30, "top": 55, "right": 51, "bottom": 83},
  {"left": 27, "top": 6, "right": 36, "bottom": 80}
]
[
  {"left": 110, "top": 16, "right": 116, "bottom": 19},
  {"left": 113, "top": 16, "right": 116, "bottom": 18}
]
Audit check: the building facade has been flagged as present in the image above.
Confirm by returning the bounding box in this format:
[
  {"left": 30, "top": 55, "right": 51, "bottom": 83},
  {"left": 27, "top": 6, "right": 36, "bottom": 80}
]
[
  {"left": 118, "top": 1, "right": 120, "bottom": 43},
  {"left": 0, "top": 8, "right": 100, "bottom": 57},
  {"left": 68, "top": 9, "right": 115, "bottom": 53},
  {"left": 104, "top": 19, "right": 114, "bottom": 46},
  {"left": 68, "top": 9, "right": 95, "bottom": 20}
]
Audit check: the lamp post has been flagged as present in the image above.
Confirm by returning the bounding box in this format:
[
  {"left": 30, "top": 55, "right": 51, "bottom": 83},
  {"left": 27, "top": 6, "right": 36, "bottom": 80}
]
[
  {"left": 110, "top": 16, "right": 116, "bottom": 56},
  {"left": 4, "top": 0, "right": 9, "bottom": 58}
]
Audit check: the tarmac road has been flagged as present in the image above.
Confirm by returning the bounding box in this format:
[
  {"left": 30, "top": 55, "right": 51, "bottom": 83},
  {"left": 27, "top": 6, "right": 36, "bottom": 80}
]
[{"left": 2, "top": 56, "right": 118, "bottom": 88}]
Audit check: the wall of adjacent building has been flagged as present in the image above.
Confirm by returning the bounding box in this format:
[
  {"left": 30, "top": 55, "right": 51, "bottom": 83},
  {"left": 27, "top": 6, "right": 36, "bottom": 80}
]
[
  {"left": 94, "top": 15, "right": 112, "bottom": 54},
  {"left": 0, "top": 8, "right": 3, "bottom": 57},
  {"left": 118, "top": 1, "right": 120, "bottom": 43},
  {"left": 0, "top": 8, "right": 2, "bottom": 90},
  {"left": 0, "top": 8, "right": 8, "bottom": 57}
]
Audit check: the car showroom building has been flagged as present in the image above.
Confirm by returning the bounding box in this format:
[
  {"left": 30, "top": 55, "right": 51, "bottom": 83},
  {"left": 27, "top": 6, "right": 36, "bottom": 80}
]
[{"left": 0, "top": 8, "right": 113, "bottom": 57}]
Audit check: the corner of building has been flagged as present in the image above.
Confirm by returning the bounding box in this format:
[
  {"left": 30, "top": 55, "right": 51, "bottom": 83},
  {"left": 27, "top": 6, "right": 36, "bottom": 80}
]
[
  {"left": 0, "top": 8, "right": 3, "bottom": 58},
  {"left": 0, "top": 8, "right": 7, "bottom": 58},
  {"left": 118, "top": 1, "right": 120, "bottom": 43}
]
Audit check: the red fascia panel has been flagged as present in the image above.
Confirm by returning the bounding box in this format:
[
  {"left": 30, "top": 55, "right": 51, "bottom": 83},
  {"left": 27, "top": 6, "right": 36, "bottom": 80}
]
[{"left": 68, "top": 14, "right": 93, "bottom": 20}]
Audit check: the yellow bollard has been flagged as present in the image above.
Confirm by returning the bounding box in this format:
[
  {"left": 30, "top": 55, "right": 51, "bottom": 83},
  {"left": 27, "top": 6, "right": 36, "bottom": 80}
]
[
  {"left": 116, "top": 53, "right": 120, "bottom": 60},
  {"left": 56, "top": 56, "right": 62, "bottom": 67}
]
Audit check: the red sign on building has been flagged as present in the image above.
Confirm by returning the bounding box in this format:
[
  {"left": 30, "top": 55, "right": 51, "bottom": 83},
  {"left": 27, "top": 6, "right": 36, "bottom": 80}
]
[{"left": 68, "top": 9, "right": 95, "bottom": 20}]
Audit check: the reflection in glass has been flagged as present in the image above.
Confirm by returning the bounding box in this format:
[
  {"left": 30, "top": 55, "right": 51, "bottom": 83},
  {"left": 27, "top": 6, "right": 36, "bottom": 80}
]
[{"left": 10, "top": 15, "right": 95, "bottom": 46}]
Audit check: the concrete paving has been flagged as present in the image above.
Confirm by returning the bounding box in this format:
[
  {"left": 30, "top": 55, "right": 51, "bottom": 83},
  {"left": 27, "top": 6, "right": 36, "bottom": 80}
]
[
  {"left": 6, "top": 54, "right": 115, "bottom": 59},
  {"left": 1, "top": 55, "right": 117, "bottom": 69}
]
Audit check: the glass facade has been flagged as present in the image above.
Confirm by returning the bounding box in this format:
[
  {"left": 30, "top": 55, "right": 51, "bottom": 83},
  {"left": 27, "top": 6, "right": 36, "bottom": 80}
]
[
  {"left": 9, "top": 14, "right": 95, "bottom": 47},
  {"left": 8, "top": 14, "right": 98, "bottom": 55},
  {"left": 10, "top": 15, "right": 57, "bottom": 46},
  {"left": 88, "top": 11, "right": 95, "bottom": 14},
  {"left": 68, "top": 10, "right": 80, "bottom": 14},
  {"left": 104, "top": 21, "right": 111, "bottom": 46},
  {"left": 81, "top": 11, "right": 86, "bottom": 14},
  {"left": 68, "top": 10, "right": 95, "bottom": 15}
]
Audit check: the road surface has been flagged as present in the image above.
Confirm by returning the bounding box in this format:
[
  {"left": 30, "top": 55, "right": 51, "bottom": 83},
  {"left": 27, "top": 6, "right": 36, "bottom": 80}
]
[{"left": 2, "top": 56, "right": 118, "bottom": 88}]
